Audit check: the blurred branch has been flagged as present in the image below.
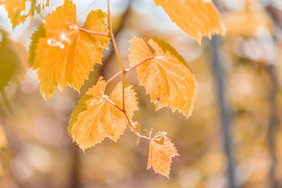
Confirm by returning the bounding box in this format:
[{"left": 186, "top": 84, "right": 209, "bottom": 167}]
[
  {"left": 266, "top": 65, "right": 278, "bottom": 188},
  {"left": 212, "top": 1, "right": 236, "bottom": 187},
  {"left": 211, "top": 36, "right": 237, "bottom": 188},
  {"left": 265, "top": 3, "right": 280, "bottom": 187}
]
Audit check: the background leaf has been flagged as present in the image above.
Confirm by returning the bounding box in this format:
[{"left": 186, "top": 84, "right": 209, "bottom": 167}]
[{"left": 153, "top": 0, "right": 225, "bottom": 44}]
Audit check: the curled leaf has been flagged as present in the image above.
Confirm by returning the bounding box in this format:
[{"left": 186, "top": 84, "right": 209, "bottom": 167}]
[{"left": 147, "top": 131, "right": 179, "bottom": 178}]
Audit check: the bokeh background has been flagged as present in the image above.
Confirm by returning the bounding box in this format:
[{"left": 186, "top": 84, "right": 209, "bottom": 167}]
[{"left": 0, "top": 0, "right": 282, "bottom": 187}]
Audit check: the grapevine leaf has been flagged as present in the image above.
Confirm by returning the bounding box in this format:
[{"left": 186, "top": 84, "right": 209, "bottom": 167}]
[
  {"left": 147, "top": 131, "right": 179, "bottom": 178},
  {"left": 0, "top": 0, "right": 49, "bottom": 28},
  {"left": 31, "top": 0, "right": 109, "bottom": 100},
  {"left": 129, "top": 37, "right": 198, "bottom": 118},
  {"left": 153, "top": 0, "right": 225, "bottom": 44},
  {"left": 68, "top": 77, "right": 138, "bottom": 151}
]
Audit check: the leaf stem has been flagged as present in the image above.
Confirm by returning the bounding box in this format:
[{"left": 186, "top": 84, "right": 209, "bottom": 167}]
[
  {"left": 79, "top": 28, "right": 109, "bottom": 37},
  {"left": 125, "top": 56, "right": 154, "bottom": 72},
  {"left": 106, "top": 56, "right": 155, "bottom": 84},
  {"left": 107, "top": 0, "right": 125, "bottom": 71},
  {"left": 105, "top": 98, "right": 150, "bottom": 140}
]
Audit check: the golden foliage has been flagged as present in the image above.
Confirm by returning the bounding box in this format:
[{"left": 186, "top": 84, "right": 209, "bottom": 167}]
[
  {"left": 31, "top": 1, "right": 109, "bottom": 100},
  {"left": 147, "top": 131, "right": 179, "bottom": 177},
  {"left": 153, "top": 0, "right": 225, "bottom": 44},
  {"left": 68, "top": 78, "right": 138, "bottom": 151},
  {"left": 129, "top": 37, "right": 197, "bottom": 118}
]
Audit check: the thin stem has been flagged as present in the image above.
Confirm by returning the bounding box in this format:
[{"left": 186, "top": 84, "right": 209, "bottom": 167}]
[
  {"left": 107, "top": 0, "right": 125, "bottom": 71},
  {"left": 122, "top": 73, "right": 126, "bottom": 110},
  {"left": 106, "top": 56, "right": 155, "bottom": 84},
  {"left": 105, "top": 98, "right": 150, "bottom": 140},
  {"left": 106, "top": 70, "right": 122, "bottom": 84},
  {"left": 79, "top": 28, "right": 109, "bottom": 37},
  {"left": 125, "top": 56, "right": 154, "bottom": 72},
  {"left": 77, "top": 0, "right": 98, "bottom": 18}
]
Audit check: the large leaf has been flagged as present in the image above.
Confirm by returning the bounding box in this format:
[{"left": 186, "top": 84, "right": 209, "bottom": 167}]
[
  {"left": 68, "top": 77, "right": 138, "bottom": 150},
  {"left": 129, "top": 37, "right": 197, "bottom": 118},
  {"left": 147, "top": 131, "right": 179, "bottom": 178},
  {"left": 153, "top": 0, "right": 225, "bottom": 44},
  {"left": 31, "top": 0, "right": 109, "bottom": 100}
]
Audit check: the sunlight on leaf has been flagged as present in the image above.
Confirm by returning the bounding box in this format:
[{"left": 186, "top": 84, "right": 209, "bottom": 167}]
[
  {"left": 153, "top": 0, "right": 225, "bottom": 44},
  {"left": 129, "top": 37, "right": 198, "bottom": 118},
  {"left": 30, "top": 0, "right": 109, "bottom": 100},
  {"left": 68, "top": 77, "right": 138, "bottom": 151},
  {"left": 147, "top": 131, "right": 179, "bottom": 178}
]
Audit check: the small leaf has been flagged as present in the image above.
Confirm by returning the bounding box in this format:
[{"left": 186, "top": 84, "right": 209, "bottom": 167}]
[
  {"left": 147, "top": 131, "right": 179, "bottom": 178},
  {"left": 129, "top": 37, "right": 198, "bottom": 118},
  {"left": 30, "top": 0, "right": 110, "bottom": 100},
  {"left": 68, "top": 77, "right": 138, "bottom": 150},
  {"left": 153, "top": 0, "right": 225, "bottom": 44}
]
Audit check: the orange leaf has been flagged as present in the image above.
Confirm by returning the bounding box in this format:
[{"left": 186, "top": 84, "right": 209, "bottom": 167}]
[
  {"left": 129, "top": 37, "right": 197, "bottom": 118},
  {"left": 31, "top": 1, "right": 109, "bottom": 100},
  {"left": 68, "top": 77, "right": 138, "bottom": 150},
  {"left": 147, "top": 131, "right": 179, "bottom": 178},
  {"left": 153, "top": 0, "right": 225, "bottom": 44}
]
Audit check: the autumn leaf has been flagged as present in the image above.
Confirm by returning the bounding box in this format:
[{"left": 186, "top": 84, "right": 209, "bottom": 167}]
[
  {"left": 128, "top": 37, "right": 198, "bottom": 118},
  {"left": 153, "top": 0, "right": 225, "bottom": 44},
  {"left": 0, "top": 0, "right": 49, "bottom": 28},
  {"left": 30, "top": 0, "right": 109, "bottom": 100},
  {"left": 147, "top": 131, "right": 179, "bottom": 178},
  {"left": 68, "top": 77, "right": 138, "bottom": 150}
]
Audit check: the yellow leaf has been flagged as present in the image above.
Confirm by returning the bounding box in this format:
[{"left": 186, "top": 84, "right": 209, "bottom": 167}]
[
  {"left": 0, "top": 0, "right": 49, "bottom": 28},
  {"left": 31, "top": 1, "right": 109, "bottom": 100},
  {"left": 147, "top": 131, "right": 179, "bottom": 178},
  {"left": 129, "top": 37, "right": 197, "bottom": 118},
  {"left": 153, "top": 0, "right": 225, "bottom": 44},
  {"left": 68, "top": 77, "right": 138, "bottom": 150},
  {"left": 0, "top": 0, "right": 28, "bottom": 28}
]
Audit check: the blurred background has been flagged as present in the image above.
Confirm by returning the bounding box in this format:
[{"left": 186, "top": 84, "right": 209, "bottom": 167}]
[{"left": 0, "top": 0, "right": 282, "bottom": 187}]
